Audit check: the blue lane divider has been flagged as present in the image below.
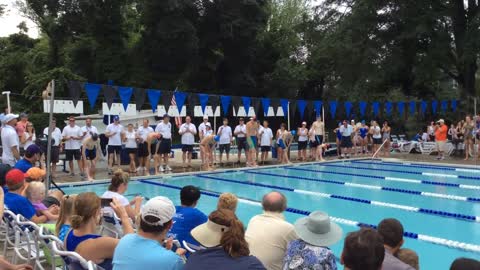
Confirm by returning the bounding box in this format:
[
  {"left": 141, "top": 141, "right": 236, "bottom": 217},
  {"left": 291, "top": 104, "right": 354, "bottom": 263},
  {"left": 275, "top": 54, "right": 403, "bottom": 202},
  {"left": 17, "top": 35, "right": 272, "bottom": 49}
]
[
  {"left": 289, "top": 166, "right": 480, "bottom": 190},
  {"left": 195, "top": 174, "right": 480, "bottom": 223},
  {"left": 246, "top": 170, "right": 480, "bottom": 202},
  {"left": 138, "top": 179, "right": 480, "bottom": 253},
  {"left": 352, "top": 160, "right": 480, "bottom": 180}
]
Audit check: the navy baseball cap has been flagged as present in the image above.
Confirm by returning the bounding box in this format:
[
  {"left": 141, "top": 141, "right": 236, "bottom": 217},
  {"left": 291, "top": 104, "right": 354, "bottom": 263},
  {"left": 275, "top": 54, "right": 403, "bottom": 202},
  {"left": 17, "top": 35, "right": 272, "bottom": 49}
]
[
  {"left": 26, "top": 144, "right": 41, "bottom": 155},
  {"left": 163, "top": 114, "right": 170, "bottom": 118},
  {"left": 113, "top": 116, "right": 120, "bottom": 121}
]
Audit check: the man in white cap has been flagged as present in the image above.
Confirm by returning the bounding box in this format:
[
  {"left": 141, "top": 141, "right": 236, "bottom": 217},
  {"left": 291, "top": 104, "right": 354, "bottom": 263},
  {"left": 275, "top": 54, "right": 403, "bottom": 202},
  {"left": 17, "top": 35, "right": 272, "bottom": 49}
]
[
  {"left": 113, "top": 196, "right": 185, "bottom": 270},
  {"left": 1, "top": 114, "right": 20, "bottom": 166},
  {"left": 434, "top": 119, "right": 448, "bottom": 160}
]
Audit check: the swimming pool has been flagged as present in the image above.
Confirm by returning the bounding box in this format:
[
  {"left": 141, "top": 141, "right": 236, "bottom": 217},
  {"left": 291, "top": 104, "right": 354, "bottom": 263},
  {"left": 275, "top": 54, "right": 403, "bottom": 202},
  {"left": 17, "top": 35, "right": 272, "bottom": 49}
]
[{"left": 59, "top": 159, "right": 480, "bottom": 269}]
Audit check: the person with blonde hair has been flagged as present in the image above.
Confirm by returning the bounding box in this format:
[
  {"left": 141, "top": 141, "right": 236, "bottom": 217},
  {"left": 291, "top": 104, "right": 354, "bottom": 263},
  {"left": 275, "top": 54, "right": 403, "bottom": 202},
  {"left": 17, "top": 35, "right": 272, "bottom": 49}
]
[
  {"left": 25, "top": 181, "right": 59, "bottom": 221},
  {"left": 217, "top": 193, "right": 238, "bottom": 212},
  {"left": 102, "top": 169, "right": 142, "bottom": 221},
  {"left": 185, "top": 209, "right": 265, "bottom": 269},
  {"left": 55, "top": 194, "right": 76, "bottom": 241},
  {"left": 396, "top": 248, "right": 419, "bottom": 270},
  {"left": 65, "top": 192, "right": 133, "bottom": 270}
]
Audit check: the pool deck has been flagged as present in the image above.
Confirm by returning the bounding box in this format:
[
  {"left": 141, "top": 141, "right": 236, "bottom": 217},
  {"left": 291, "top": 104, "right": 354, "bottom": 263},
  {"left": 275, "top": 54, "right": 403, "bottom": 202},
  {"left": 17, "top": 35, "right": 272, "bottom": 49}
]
[{"left": 52, "top": 151, "right": 480, "bottom": 185}]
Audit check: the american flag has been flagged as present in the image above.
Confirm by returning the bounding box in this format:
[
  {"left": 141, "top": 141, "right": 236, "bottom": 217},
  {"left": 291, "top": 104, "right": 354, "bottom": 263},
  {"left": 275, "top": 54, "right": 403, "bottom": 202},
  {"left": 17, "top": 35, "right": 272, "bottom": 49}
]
[{"left": 172, "top": 90, "right": 182, "bottom": 128}]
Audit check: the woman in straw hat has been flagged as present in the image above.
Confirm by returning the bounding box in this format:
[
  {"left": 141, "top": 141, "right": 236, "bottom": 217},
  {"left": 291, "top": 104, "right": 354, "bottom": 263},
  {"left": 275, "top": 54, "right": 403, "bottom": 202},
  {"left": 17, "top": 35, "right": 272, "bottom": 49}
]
[
  {"left": 184, "top": 209, "right": 265, "bottom": 270},
  {"left": 282, "top": 211, "right": 343, "bottom": 270}
]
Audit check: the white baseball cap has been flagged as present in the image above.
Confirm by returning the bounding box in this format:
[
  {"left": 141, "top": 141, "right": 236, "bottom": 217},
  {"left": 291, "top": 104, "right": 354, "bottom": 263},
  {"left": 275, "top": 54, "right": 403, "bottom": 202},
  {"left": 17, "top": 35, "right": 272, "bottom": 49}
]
[
  {"left": 437, "top": 119, "right": 445, "bottom": 123},
  {"left": 203, "top": 116, "right": 209, "bottom": 120},
  {"left": 141, "top": 196, "right": 176, "bottom": 226},
  {"left": 3, "top": 114, "right": 18, "bottom": 123},
  {"left": 205, "top": 122, "right": 211, "bottom": 127}
]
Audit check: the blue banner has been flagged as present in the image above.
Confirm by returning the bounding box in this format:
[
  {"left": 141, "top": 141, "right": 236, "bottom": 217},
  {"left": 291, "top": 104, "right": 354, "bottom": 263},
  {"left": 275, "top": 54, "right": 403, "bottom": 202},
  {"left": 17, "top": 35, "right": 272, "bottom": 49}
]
[
  {"left": 409, "top": 101, "right": 416, "bottom": 115},
  {"left": 359, "top": 101, "right": 367, "bottom": 117},
  {"left": 420, "top": 101, "right": 427, "bottom": 115},
  {"left": 297, "top": 100, "right": 307, "bottom": 119},
  {"left": 261, "top": 98, "right": 271, "bottom": 116},
  {"left": 329, "top": 101, "right": 338, "bottom": 118},
  {"left": 280, "top": 99, "right": 289, "bottom": 118},
  {"left": 313, "top": 101, "right": 322, "bottom": 117},
  {"left": 451, "top": 100, "right": 457, "bottom": 112},
  {"left": 373, "top": 102, "right": 380, "bottom": 117},
  {"left": 174, "top": 91, "right": 187, "bottom": 113},
  {"left": 220, "top": 96, "right": 231, "bottom": 115},
  {"left": 344, "top": 101, "right": 353, "bottom": 118},
  {"left": 84, "top": 83, "right": 102, "bottom": 109},
  {"left": 441, "top": 100, "right": 448, "bottom": 113},
  {"left": 431, "top": 100, "right": 438, "bottom": 115},
  {"left": 118, "top": 87, "right": 133, "bottom": 111},
  {"left": 397, "top": 101, "right": 404, "bottom": 116},
  {"left": 385, "top": 102, "right": 392, "bottom": 116},
  {"left": 198, "top": 94, "right": 209, "bottom": 114},
  {"left": 146, "top": 89, "right": 161, "bottom": 112},
  {"left": 242, "top": 97, "right": 251, "bottom": 115}
]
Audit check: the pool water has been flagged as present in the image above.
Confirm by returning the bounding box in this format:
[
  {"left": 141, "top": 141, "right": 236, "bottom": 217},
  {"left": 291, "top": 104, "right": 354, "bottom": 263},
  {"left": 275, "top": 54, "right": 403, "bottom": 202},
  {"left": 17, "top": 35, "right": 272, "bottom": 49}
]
[{"left": 60, "top": 159, "right": 480, "bottom": 268}]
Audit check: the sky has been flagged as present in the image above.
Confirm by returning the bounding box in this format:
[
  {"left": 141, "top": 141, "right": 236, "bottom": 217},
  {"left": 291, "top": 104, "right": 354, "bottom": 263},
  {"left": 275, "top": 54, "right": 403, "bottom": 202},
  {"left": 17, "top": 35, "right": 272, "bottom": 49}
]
[{"left": 0, "top": 0, "right": 39, "bottom": 38}]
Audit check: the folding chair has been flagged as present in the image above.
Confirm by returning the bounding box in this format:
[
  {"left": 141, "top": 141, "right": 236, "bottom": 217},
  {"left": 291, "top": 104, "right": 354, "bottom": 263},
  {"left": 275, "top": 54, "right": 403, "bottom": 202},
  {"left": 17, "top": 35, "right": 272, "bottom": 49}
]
[
  {"left": 50, "top": 241, "right": 104, "bottom": 270},
  {"left": 99, "top": 212, "right": 120, "bottom": 239},
  {"left": 2, "top": 210, "right": 18, "bottom": 258},
  {"left": 14, "top": 214, "right": 46, "bottom": 269},
  {"left": 38, "top": 226, "right": 65, "bottom": 270},
  {"left": 182, "top": 240, "right": 204, "bottom": 253}
]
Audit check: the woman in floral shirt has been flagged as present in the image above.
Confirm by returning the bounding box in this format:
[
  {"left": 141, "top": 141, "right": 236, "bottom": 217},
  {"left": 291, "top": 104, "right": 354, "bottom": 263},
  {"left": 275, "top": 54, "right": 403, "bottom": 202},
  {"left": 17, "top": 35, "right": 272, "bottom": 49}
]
[{"left": 283, "top": 211, "right": 342, "bottom": 270}]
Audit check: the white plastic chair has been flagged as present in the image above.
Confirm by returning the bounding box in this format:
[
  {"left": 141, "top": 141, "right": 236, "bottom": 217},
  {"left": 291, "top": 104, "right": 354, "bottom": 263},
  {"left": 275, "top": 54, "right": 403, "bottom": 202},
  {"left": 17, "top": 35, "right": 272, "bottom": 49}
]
[
  {"left": 50, "top": 241, "right": 104, "bottom": 270},
  {"left": 14, "top": 214, "right": 46, "bottom": 269},
  {"left": 38, "top": 226, "right": 65, "bottom": 270},
  {"left": 2, "top": 210, "right": 18, "bottom": 258},
  {"left": 182, "top": 240, "right": 204, "bottom": 253}
]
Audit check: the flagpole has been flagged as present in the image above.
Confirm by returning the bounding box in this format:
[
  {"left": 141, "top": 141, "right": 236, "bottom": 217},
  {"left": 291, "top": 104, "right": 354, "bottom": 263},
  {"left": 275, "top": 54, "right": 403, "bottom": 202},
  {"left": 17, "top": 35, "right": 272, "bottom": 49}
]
[
  {"left": 287, "top": 101, "right": 291, "bottom": 131},
  {"left": 45, "top": 80, "right": 55, "bottom": 190},
  {"left": 322, "top": 105, "right": 325, "bottom": 141}
]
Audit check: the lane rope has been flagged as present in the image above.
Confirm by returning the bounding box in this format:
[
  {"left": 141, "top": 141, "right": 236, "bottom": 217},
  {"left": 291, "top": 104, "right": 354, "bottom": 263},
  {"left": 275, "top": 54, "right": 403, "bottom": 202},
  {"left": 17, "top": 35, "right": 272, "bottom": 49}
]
[
  {"left": 287, "top": 166, "right": 480, "bottom": 190},
  {"left": 139, "top": 179, "right": 480, "bottom": 254},
  {"left": 254, "top": 169, "right": 479, "bottom": 202},
  {"left": 194, "top": 174, "right": 480, "bottom": 223}
]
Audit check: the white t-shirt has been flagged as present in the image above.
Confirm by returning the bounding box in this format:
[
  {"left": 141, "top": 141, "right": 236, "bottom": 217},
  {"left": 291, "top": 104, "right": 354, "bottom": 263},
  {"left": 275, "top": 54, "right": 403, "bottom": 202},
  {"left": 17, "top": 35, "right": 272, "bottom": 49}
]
[
  {"left": 259, "top": 127, "right": 273, "bottom": 146},
  {"left": 340, "top": 125, "right": 353, "bottom": 137},
  {"left": 125, "top": 131, "right": 137, "bottom": 148},
  {"left": 298, "top": 128, "right": 308, "bottom": 142},
  {"left": 198, "top": 122, "right": 209, "bottom": 138},
  {"left": 22, "top": 132, "right": 36, "bottom": 149},
  {"left": 217, "top": 125, "right": 232, "bottom": 144},
  {"left": 204, "top": 129, "right": 213, "bottom": 136},
  {"left": 421, "top": 132, "right": 428, "bottom": 141},
  {"left": 234, "top": 124, "right": 247, "bottom": 138},
  {"left": 43, "top": 127, "right": 62, "bottom": 146},
  {"left": 372, "top": 126, "right": 382, "bottom": 139},
  {"left": 1, "top": 125, "right": 19, "bottom": 166},
  {"left": 155, "top": 122, "right": 172, "bottom": 139},
  {"left": 106, "top": 123, "right": 124, "bottom": 146},
  {"left": 179, "top": 123, "right": 197, "bottom": 145},
  {"left": 137, "top": 126, "right": 154, "bottom": 142},
  {"left": 81, "top": 125, "right": 98, "bottom": 143},
  {"left": 62, "top": 125, "right": 83, "bottom": 150}
]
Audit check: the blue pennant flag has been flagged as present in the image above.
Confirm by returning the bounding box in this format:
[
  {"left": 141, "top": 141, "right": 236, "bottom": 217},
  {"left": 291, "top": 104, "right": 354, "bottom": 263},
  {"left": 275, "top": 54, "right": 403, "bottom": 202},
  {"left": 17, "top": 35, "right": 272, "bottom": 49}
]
[
  {"left": 242, "top": 97, "right": 251, "bottom": 115},
  {"left": 359, "top": 101, "right": 367, "bottom": 117},
  {"left": 261, "top": 98, "right": 271, "bottom": 116},
  {"left": 397, "top": 101, "right": 405, "bottom": 116},
  {"left": 451, "top": 100, "right": 457, "bottom": 112},
  {"left": 280, "top": 99, "right": 289, "bottom": 118},
  {"left": 198, "top": 94, "right": 209, "bottom": 114},
  {"left": 420, "top": 101, "right": 427, "bottom": 115},
  {"left": 84, "top": 83, "right": 102, "bottom": 109},
  {"left": 118, "top": 87, "right": 133, "bottom": 111},
  {"left": 297, "top": 100, "right": 307, "bottom": 119},
  {"left": 373, "top": 102, "right": 380, "bottom": 117},
  {"left": 344, "top": 101, "right": 353, "bottom": 117},
  {"left": 146, "top": 89, "right": 161, "bottom": 112},
  {"left": 220, "top": 96, "right": 231, "bottom": 115},
  {"left": 431, "top": 100, "right": 438, "bottom": 115},
  {"left": 441, "top": 100, "right": 448, "bottom": 113},
  {"left": 385, "top": 101, "right": 392, "bottom": 116},
  {"left": 409, "top": 101, "right": 416, "bottom": 115},
  {"left": 174, "top": 91, "right": 187, "bottom": 113},
  {"left": 313, "top": 101, "right": 322, "bottom": 117},
  {"left": 329, "top": 101, "right": 338, "bottom": 118}
]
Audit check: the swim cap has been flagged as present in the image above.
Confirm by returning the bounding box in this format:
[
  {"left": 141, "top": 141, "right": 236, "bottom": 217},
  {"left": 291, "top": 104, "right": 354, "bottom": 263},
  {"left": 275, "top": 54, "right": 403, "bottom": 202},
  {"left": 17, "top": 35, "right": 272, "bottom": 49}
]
[{"left": 214, "top": 135, "right": 220, "bottom": 142}]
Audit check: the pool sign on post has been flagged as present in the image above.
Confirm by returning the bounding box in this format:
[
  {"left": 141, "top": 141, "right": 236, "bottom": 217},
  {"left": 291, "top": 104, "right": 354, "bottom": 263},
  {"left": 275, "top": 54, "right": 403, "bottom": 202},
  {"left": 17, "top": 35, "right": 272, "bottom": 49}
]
[{"left": 45, "top": 80, "right": 55, "bottom": 190}]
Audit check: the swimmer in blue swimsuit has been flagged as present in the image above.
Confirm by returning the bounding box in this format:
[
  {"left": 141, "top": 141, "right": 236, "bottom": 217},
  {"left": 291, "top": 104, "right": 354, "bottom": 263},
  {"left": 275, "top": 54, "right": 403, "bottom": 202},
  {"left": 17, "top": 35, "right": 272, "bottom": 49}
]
[{"left": 359, "top": 121, "right": 369, "bottom": 154}]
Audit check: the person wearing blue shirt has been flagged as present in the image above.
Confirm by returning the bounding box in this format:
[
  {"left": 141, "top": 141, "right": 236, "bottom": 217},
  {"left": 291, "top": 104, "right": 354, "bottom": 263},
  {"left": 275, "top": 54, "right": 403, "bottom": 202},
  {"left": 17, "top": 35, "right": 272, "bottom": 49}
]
[
  {"left": 3, "top": 169, "right": 47, "bottom": 224},
  {"left": 14, "top": 144, "right": 41, "bottom": 173},
  {"left": 113, "top": 196, "right": 185, "bottom": 270},
  {"left": 169, "top": 186, "right": 208, "bottom": 246}
]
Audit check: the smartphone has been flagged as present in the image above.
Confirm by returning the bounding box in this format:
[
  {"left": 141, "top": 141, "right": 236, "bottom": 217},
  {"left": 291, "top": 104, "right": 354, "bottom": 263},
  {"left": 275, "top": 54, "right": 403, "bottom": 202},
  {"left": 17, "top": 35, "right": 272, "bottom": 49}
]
[{"left": 101, "top": 198, "right": 113, "bottom": 208}]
